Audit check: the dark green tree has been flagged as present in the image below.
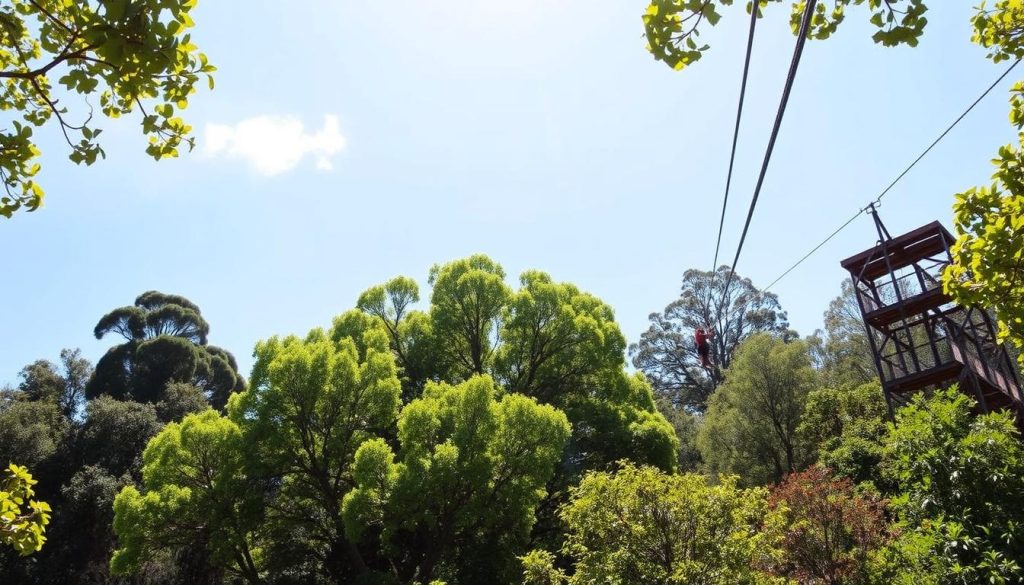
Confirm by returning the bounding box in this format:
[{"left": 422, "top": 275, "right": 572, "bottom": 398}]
[
  {"left": 16, "top": 348, "right": 91, "bottom": 418},
  {"left": 630, "top": 266, "right": 789, "bottom": 412},
  {"left": 654, "top": 397, "right": 703, "bottom": 472},
  {"left": 87, "top": 291, "right": 245, "bottom": 409},
  {"left": 0, "top": 347, "right": 195, "bottom": 585},
  {"left": 798, "top": 382, "right": 890, "bottom": 489},
  {"left": 154, "top": 381, "right": 211, "bottom": 423}
]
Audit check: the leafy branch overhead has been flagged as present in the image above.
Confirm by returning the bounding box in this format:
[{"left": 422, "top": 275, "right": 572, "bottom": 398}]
[
  {"left": 0, "top": 0, "right": 215, "bottom": 218},
  {"left": 0, "top": 464, "right": 51, "bottom": 556},
  {"left": 642, "top": 0, "right": 929, "bottom": 71}
]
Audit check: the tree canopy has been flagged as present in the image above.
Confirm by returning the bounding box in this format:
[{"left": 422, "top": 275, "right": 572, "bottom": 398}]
[
  {"left": 699, "top": 333, "right": 816, "bottom": 485},
  {"left": 16, "top": 349, "right": 90, "bottom": 419},
  {"left": 87, "top": 291, "right": 245, "bottom": 409},
  {"left": 358, "top": 257, "right": 679, "bottom": 476},
  {"left": 0, "top": 0, "right": 214, "bottom": 217},
  {"left": 343, "top": 375, "right": 570, "bottom": 584},
  {"left": 881, "top": 388, "right": 1024, "bottom": 583},
  {"left": 525, "top": 463, "right": 786, "bottom": 585},
  {"left": 2, "top": 258, "right": 1024, "bottom": 584},
  {"left": 631, "top": 266, "right": 789, "bottom": 412}
]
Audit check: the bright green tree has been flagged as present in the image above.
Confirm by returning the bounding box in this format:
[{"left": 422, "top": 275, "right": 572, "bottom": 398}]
[
  {"left": 358, "top": 257, "right": 679, "bottom": 560},
  {"left": 879, "top": 388, "right": 1024, "bottom": 583},
  {"left": 359, "top": 257, "right": 678, "bottom": 475},
  {"left": 0, "top": 0, "right": 215, "bottom": 217},
  {"left": 945, "top": 148, "right": 1024, "bottom": 367},
  {"left": 227, "top": 320, "right": 402, "bottom": 583},
  {"left": 532, "top": 463, "right": 786, "bottom": 585},
  {"left": 0, "top": 463, "right": 51, "bottom": 555},
  {"left": 110, "top": 410, "right": 263, "bottom": 583},
  {"left": 343, "top": 375, "right": 571, "bottom": 584},
  {"left": 699, "top": 333, "right": 816, "bottom": 485},
  {"left": 940, "top": 1, "right": 1024, "bottom": 367},
  {"left": 428, "top": 255, "right": 511, "bottom": 378},
  {"left": 88, "top": 291, "right": 245, "bottom": 409}
]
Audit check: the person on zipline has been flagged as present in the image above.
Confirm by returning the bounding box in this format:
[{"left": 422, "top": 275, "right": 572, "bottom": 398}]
[{"left": 695, "top": 326, "right": 714, "bottom": 369}]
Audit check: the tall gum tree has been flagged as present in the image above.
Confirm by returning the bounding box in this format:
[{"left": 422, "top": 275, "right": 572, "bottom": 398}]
[{"left": 631, "top": 266, "right": 789, "bottom": 412}]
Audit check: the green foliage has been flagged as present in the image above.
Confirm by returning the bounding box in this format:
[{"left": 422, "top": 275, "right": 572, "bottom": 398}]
[
  {"left": 154, "top": 380, "right": 210, "bottom": 423},
  {"left": 0, "top": 400, "right": 69, "bottom": 471},
  {"left": 817, "top": 280, "right": 877, "bottom": 389},
  {"left": 110, "top": 410, "right": 263, "bottom": 583},
  {"left": 939, "top": 2, "right": 1024, "bottom": 370},
  {"left": 357, "top": 276, "right": 441, "bottom": 400},
  {"left": 554, "top": 463, "right": 786, "bottom": 585},
  {"left": 428, "top": 254, "right": 511, "bottom": 377},
  {"left": 798, "top": 382, "right": 889, "bottom": 487},
  {"left": 228, "top": 323, "right": 402, "bottom": 582},
  {"left": 631, "top": 266, "right": 789, "bottom": 411},
  {"left": 15, "top": 348, "right": 91, "bottom": 419},
  {"left": 76, "top": 395, "right": 162, "bottom": 478},
  {"left": 0, "top": 0, "right": 214, "bottom": 217},
  {"left": 0, "top": 464, "right": 51, "bottom": 555},
  {"left": 0, "top": 353, "right": 219, "bottom": 583},
  {"left": 642, "top": 0, "right": 928, "bottom": 72},
  {"left": 360, "top": 256, "right": 679, "bottom": 475},
  {"left": 88, "top": 291, "right": 245, "bottom": 409},
  {"left": 881, "top": 388, "right": 1024, "bottom": 583},
  {"left": 520, "top": 549, "right": 565, "bottom": 585},
  {"left": 496, "top": 270, "right": 623, "bottom": 401},
  {"left": 971, "top": 0, "right": 1024, "bottom": 64},
  {"left": 945, "top": 156, "right": 1024, "bottom": 368},
  {"left": 343, "top": 375, "right": 571, "bottom": 584},
  {"left": 655, "top": 397, "right": 703, "bottom": 471},
  {"left": 699, "top": 333, "right": 816, "bottom": 485}
]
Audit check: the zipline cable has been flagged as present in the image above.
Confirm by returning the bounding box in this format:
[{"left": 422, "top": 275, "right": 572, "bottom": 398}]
[
  {"left": 715, "top": 0, "right": 818, "bottom": 317},
  {"left": 711, "top": 2, "right": 760, "bottom": 274},
  {"left": 762, "top": 57, "right": 1022, "bottom": 292}
]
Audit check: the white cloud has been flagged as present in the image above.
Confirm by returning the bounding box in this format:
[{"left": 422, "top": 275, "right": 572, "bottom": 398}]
[{"left": 203, "top": 114, "right": 346, "bottom": 176}]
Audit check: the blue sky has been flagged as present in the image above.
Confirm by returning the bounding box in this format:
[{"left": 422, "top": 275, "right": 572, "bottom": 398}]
[{"left": 1, "top": 1, "right": 1017, "bottom": 384}]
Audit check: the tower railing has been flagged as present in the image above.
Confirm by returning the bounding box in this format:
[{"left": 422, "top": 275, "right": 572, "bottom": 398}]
[{"left": 839, "top": 207, "right": 1023, "bottom": 422}]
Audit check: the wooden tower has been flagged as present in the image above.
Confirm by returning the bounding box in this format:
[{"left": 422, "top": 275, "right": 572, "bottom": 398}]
[{"left": 839, "top": 207, "right": 1023, "bottom": 421}]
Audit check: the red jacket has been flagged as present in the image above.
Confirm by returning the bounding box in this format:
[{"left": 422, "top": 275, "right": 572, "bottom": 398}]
[{"left": 695, "top": 329, "right": 709, "bottom": 346}]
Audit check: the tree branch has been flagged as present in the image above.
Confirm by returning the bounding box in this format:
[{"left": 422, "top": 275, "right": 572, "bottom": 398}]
[{"left": 27, "top": 0, "right": 77, "bottom": 36}]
